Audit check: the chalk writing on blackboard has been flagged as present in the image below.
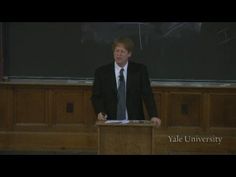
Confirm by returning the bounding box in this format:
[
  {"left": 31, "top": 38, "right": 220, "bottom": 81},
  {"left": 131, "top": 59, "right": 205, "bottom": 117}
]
[{"left": 80, "top": 22, "right": 202, "bottom": 50}]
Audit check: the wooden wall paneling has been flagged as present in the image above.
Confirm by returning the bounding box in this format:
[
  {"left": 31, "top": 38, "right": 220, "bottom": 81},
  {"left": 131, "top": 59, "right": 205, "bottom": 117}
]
[
  {"left": 153, "top": 91, "right": 162, "bottom": 119},
  {"left": 202, "top": 92, "right": 210, "bottom": 132},
  {"left": 83, "top": 86, "right": 96, "bottom": 126},
  {"left": 0, "top": 88, "right": 8, "bottom": 129},
  {"left": 167, "top": 92, "right": 202, "bottom": 127},
  {"left": 0, "top": 131, "right": 97, "bottom": 152},
  {"left": 52, "top": 87, "right": 85, "bottom": 126},
  {"left": 7, "top": 87, "right": 14, "bottom": 130},
  {"left": 209, "top": 93, "right": 236, "bottom": 128},
  {"left": 14, "top": 87, "right": 48, "bottom": 130},
  {"left": 1, "top": 83, "right": 236, "bottom": 154},
  {"left": 47, "top": 88, "right": 53, "bottom": 128},
  {"left": 0, "top": 87, "right": 14, "bottom": 130},
  {"left": 162, "top": 91, "right": 169, "bottom": 128},
  {"left": 0, "top": 86, "right": 13, "bottom": 130}
]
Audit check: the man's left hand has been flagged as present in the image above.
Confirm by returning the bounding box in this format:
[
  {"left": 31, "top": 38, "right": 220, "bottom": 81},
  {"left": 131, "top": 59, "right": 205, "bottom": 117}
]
[{"left": 151, "top": 117, "right": 161, "bottom": 127}]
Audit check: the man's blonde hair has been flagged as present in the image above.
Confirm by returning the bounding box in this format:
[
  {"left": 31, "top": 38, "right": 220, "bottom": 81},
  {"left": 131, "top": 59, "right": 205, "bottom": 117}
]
[{"left": 112, "top": 37, "right": 134, "bottom": 53}]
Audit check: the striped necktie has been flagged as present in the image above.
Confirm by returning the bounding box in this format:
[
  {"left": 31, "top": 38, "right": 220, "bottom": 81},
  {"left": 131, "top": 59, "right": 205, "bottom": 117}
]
[{"left": 117, "top": 68, "right": 126, "bottom": 120}]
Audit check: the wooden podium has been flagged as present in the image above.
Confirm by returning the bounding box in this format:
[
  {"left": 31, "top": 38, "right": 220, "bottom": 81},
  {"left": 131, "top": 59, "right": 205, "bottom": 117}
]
[{"left": 96, "top": 120, "right": 155, "bottom": 155}]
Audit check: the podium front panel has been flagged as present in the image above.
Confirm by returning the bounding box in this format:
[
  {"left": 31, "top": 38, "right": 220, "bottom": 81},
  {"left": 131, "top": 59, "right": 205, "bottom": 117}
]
[{"left": 98, "top": 124, "right": 154, "bottom": 155}]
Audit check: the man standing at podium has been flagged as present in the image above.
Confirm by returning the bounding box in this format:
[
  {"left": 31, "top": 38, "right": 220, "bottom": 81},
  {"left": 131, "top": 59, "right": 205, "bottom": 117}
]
[{"left": 91, "top": 37, "right": 161, "bottom": 127}]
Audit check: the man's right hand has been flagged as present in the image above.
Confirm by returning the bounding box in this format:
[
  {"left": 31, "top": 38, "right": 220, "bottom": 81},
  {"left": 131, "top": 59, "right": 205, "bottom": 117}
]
[{"left": 97, "top": 112, "right": 107, "bottom": 121}]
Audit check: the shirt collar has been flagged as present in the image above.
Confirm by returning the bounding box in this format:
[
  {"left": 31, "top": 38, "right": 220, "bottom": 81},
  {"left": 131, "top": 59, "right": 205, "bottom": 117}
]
[{"left": 114, "top": 61, "right": 128, "bottom": 72}]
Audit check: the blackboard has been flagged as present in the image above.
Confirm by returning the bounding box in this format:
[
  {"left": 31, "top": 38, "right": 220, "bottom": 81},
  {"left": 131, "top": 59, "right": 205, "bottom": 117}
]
[{"left": 4, "top": 22, "right": 236, "bottom": 81}]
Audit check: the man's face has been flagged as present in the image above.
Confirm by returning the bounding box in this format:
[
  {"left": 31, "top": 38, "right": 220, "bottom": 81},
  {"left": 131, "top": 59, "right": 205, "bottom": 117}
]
[{"left": 113, "top": 43, "right": 131, "bottom": 67}]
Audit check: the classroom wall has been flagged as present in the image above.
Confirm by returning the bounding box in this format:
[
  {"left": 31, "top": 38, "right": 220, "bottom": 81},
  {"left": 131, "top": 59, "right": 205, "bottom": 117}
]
[{"left": 0, "top": 82, "right": 236, "bottom": 154}]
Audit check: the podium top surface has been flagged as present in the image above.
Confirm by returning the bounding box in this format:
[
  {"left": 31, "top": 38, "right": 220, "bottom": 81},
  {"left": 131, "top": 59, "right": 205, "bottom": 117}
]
[{"left": 96, "top": 120, "right": 156, "bottom": 127}]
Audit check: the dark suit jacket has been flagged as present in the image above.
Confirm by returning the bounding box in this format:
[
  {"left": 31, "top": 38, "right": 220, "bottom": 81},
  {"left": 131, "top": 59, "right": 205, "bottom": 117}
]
[{"left": 91, "top": 61, "right": 158, "bottom": 120}]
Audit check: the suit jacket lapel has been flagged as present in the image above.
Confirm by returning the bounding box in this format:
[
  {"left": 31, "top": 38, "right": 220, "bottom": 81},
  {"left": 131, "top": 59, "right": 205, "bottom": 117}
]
[
  {"left": 108, "top": 63, "right": 117, "bottom": 96},
  {"left": 126, "top": 61, "right": 134, "bottom": 95}
]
